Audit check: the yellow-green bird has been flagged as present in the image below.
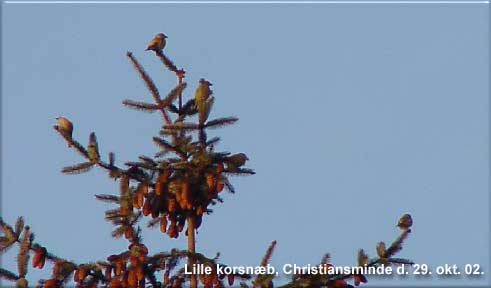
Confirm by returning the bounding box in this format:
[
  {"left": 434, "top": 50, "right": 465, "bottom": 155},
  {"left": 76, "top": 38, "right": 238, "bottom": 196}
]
[
  {"left": 87, "top": 132, "right": 100, "bottom": 164},
  {"left": 56, "top": 116, "right": 73, "bottom": 138},
  {"left": 194, "top": 78, "right": 213, "bottom": 112},
  {"left": 225, "top": 153, "right": 248, "bottom": 171},
  {"left": 55, "top": 116, "right": 74, "bottom": 147},
  {"left": 145, "top": 33, "right": 167, "bottom": 53}
]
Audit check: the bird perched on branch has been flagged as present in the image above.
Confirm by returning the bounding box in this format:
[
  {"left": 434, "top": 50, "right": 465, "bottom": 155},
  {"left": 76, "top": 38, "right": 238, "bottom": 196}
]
[
  {"left": 145, "top": 33, "right": 167, "bottom": 54},
  {"left": 397, "top": 214, "right": 413, "bottom": 230},
  {"left": 225, "top": 153, "right": 248, "bottom": 171},
  {"left": 194, "top": 78, "right": 213, "bottom": 112},
  {"left": 55, "top": 116, "right": 73, "bottom": 146},
  {"left": 87, "top": 132, "right": 100, "bottom": 164}
]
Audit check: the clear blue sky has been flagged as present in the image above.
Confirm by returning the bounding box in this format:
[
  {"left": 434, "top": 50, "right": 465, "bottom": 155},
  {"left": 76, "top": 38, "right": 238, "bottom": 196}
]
[{"left": 1, "top": 2, "right": 489, "bottom": 287}]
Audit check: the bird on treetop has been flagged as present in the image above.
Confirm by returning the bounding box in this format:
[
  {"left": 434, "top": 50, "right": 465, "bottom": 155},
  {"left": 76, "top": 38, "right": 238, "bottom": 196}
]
[
  {"left": 55, "top": 116, "right": 74, "bottom": 147},
  {"left": 397, "top": 214, "right": 413, "bottom": 230},
  {"left": 55, "top": 116, "right": 73, "bottom": 143},
  {"left": 194, "top": 78, "right": 213, "bottom": 111},
  {"left": 225, "top": 153, "right": 249, "bottom": 171},
  {"left": 146, "top": 33, "right": 167, "bottom": 53},
  {"left": 87, "top": 132, "right": 100, "bottom": 164}
]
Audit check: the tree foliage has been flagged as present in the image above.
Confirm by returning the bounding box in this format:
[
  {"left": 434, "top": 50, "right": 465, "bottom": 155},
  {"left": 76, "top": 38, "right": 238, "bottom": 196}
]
[{"left": 1, "top": 33, "right": 414, "bottom": 288}]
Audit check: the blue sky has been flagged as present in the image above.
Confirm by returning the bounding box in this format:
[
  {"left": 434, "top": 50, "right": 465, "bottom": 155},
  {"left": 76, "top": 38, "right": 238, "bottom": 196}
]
[{"left": 1, "top": 2, "right": 489, "bottom": 287}]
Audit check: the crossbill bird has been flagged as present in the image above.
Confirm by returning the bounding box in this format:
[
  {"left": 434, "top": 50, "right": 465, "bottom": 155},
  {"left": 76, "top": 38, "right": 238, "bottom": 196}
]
[
  {"left": 145, "top": 33, "right": 167, "bottom": 53},
  {"left": 397, "top": 213, "right": 413, "bottom": 230},
  {"left": 194, "top": 78, "right": 213, "bottom": 112},
  {"left": 55, "top": 116, "right": 73, "bottom": 138},
  {"left": 55, "top": 116, "right": 73, "bottom": 146},
  {"left": 87, "top": 132, "right": 100, "bottom": 163},
  {"left": 225, "top": 153, "right": 248, "bottom": 171}
]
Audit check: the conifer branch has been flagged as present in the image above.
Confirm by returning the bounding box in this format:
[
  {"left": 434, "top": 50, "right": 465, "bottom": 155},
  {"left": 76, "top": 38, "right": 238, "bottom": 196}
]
[
  {"left": 223, "top": 177, "right": 235, "bottom": 193},
  {"left": 205, "top": 116, "right": 239, "bottom": 129},
  {"left": 156, "top": 53, "right": 178, "bottom": 73},
  {"left": 127, "top": 51, "right": 172, "bottom": 124},
  {"left": 126, "top": 52, "right": 162, "bottom": 105},
  {"left": 161, "top": 82, "right": 187, "bottom": 108},
  {"left": 224, "top": 168, "right": 256, "bottom": 175},
  {"left": 61, "top": 162, "right": 94, "bottom": 174},
  {"left": 54, "top": 126, "right": 89, "bottom": 158},
  {"left": 138, "top": 155, "right": 158, "bottom": 166},
  {"left": 95, "top": 194, "right": 120, "bottom": 203},
  {"left": 125, "top": 161, "right": 158, "bottom": 171},
  {"left": 163, "top": 122, "right": 201, "bottom": 131},
  {"left": 122, "top": 99, "right": 159, "bottom": 112},
  {"left": 17, "top": 226, "right": 30, "bottom": 277},
  {"left": 0, "top": 268, "right": 18, "bottom": 281},
  {"left": 180, "top": 99, "right": 198, "bottom": 117},
  {"left": 14, "top": 217, "right": 24, "bottom": 238},
  {"left": 385, "top": 229, "right": 411, "bottom": 258},
  {"left": 253, "top": 241, "right": 277, "bottom": 288},
  {"left": 205, "top": 136, "right": 221, "bottom": 147},
  {"left": 260, "top": 240, "right": 277, "bottom": 268},
  {"left": 152, "top": 136, "right": 188, "bottom": 159}
]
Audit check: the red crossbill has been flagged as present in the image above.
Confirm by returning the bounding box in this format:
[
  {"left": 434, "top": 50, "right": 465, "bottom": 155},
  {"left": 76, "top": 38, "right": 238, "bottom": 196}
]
[
  {"left": 397, "top": 213, "right": 413, "bottom": 230},
  {"left": 146, "top": 33, "right": 167, "bottom": 53}
]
